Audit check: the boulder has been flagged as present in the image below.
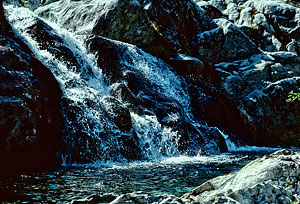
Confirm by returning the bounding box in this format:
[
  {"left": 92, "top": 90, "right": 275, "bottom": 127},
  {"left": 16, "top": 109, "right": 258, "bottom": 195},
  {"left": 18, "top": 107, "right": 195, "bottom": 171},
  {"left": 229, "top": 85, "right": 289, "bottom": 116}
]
[
  {"left": 87, "top": 35, "right": 228, "bottom": 156},
  {"left": 234, "top": 0, "right": 300, "bottom": 54},
  {"left": 192, "top": 18, "right": 260, "bottom": 64},
  {"left": 216, "top": 52, "right": 300, "bottom": 146},
  {"left": 36, "top": 0, "right": 215, "bottom": 60},
  {"left": 183, "top": 150, "right": 300, "bottom": 203},
  {"left": 0, "top": 2, "right": 63, "bottom": 176}
]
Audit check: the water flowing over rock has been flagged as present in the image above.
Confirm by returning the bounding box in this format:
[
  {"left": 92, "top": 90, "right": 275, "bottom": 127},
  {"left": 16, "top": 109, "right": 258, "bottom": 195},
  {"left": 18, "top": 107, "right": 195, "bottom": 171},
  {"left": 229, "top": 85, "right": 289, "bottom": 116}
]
[
  {"left": 0, "top": 1, "right": 62, "bottom": 175},
  {"left": 4, "top": 1, "right": 228, "bottom": 166},
  {"left": 1, "top": 0, "right": 300, "bottom": 176}
]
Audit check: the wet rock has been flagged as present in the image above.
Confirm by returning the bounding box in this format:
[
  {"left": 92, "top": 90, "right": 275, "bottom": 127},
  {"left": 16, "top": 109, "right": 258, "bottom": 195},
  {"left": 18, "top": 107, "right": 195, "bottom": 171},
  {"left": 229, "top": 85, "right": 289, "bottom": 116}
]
[
  {"left": 71, "top": 193, "right": 118, "bottom": 204},
  {"left": 183, "top": 150, "right": 300, "bottom": 204},
  {"left": 168, "top": 53, "right": 205, "bottom": 79},
  {"left": 0, "top": 2, "right": 62, "bottom": 175},
  {"left": 87, "top": 35, "right": 227, "bottom": 156},
  {"left": 26, "top": 19, "right": 81, "bottom": 70},
  {"left": 101, "top": 96, "right": 132, "bottom": 132}
]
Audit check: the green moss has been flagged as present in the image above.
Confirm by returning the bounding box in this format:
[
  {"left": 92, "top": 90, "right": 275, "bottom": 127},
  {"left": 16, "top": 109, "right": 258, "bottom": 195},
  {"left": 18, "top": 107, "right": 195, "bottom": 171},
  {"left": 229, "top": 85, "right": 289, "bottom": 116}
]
[
  {"left": 19, "top": 0, "right": 30, "bottom": 8},
  {"left": 251, "top": 26, "right": 258, "bottom": 30},
  {"left": 286, "top": 89, "right": 300, "bottom": 103}
]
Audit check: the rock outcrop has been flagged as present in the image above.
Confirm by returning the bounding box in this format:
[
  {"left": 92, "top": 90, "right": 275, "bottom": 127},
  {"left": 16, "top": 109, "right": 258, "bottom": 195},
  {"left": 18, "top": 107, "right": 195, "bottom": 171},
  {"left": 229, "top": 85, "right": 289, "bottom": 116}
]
[
  {"left": 183, "top": 150, "right": 300, "bottom": 204},
  {"left": 216, "top": 52, "right": 300, "bottom": 146},
  {"left": 0, "top": 1, "right": 62, "bottom": 176}
]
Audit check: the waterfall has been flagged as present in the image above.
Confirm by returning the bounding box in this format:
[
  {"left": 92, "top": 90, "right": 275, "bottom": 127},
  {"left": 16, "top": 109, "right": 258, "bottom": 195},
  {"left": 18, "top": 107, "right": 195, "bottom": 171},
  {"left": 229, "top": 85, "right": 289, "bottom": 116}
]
[{"left": 4, "top": 4, "right": 220, "bottom": 163}]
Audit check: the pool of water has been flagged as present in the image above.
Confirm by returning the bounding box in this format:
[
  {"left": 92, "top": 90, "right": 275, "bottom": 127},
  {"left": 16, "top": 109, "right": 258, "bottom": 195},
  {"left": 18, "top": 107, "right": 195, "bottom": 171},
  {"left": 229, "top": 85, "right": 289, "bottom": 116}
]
[{"left": 0, "top": 152, "right": 272, "bottom": 203}]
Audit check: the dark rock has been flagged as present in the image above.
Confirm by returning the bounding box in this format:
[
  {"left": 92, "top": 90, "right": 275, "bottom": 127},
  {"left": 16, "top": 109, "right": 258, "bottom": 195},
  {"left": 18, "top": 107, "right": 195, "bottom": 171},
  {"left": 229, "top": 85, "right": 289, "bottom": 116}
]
[
  {"left": 0, "top": 2, "right": 62, "bottom": 176},
  {"left": 197, "top": 3, "right": 224, "bottom": 19},
  {"left": 26, "top": 19, "right": 81, "bottom": 71},
  {"left": 216, "top": 52, "right": 300, "bottom": 147},
  {"left": 101, "top": 96, "right": 133, "bottom": 132},
  {"left": 168, "top": 53, "right": 205, "bottom": 79},
  {"left": 87, "top": 35, "right": 226, "bottom": 156},
  {"left": 36, "top": 0, "right": 215, "bottom": 60},
  {"left": 192, "top": 18, "right": 260, "bottom": 64}
]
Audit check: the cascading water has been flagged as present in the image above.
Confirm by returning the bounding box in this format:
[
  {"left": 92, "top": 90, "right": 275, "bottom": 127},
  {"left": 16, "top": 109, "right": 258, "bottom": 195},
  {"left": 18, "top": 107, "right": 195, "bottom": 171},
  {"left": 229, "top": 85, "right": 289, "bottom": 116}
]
[
  {"left": 4, "top": 4, "right": 222, "bottom": 163},
  {"left": 5, "top": 5, "right": 122, "bottom": 162}
]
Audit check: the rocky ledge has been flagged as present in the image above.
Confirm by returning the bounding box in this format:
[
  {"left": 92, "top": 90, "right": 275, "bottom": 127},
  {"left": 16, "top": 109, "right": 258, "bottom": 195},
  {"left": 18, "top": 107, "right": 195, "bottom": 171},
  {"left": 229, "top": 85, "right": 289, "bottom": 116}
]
[
  {"left": 183, "top": 149, "right": 300, "bottom": 203},
  {"left": 72, "top": 150, "right": 300, "bottom": 203}
]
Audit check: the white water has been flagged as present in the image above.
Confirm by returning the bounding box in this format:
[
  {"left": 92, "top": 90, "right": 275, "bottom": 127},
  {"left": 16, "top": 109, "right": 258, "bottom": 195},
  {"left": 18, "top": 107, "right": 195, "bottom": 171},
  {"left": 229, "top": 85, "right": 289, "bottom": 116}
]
[
  {"left": 4, "top": 4, "right": 209, "bottom": 161},
  {"left": 4, "top": 4, "right": 288, "bottom": 164},
  {"left": 217, "top": 128, "right": 286, "bottom": 152}
]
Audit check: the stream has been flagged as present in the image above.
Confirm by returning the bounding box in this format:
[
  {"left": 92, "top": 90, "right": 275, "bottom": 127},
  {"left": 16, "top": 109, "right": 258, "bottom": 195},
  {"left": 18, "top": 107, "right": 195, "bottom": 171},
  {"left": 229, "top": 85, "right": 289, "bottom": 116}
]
[{"left": 0, "top": 151, "right": 277, "bottom": 203}]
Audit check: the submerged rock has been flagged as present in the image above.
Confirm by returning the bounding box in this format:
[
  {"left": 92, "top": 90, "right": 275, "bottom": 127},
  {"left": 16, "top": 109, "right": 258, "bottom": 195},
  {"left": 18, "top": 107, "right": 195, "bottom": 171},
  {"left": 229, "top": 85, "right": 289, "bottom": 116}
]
[{"left": 183, "top": 150, "right": 300, "bottom": 203}]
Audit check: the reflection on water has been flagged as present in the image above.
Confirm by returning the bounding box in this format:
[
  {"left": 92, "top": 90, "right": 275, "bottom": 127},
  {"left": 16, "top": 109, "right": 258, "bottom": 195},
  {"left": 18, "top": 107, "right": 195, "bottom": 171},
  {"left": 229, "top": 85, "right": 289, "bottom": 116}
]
[{"left": 0, "top": 152, "right": 272, "bottom": 203}]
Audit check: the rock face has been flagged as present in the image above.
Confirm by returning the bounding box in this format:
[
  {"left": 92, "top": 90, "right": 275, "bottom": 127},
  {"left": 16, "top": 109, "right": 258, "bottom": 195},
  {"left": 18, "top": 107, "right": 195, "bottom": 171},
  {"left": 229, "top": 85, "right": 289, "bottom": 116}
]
[
  {"left": 216, "top": 52, "right": 300, "bottom": 146},
  {"left": 0, "top": 1, "right": 62, "bottom": 175},
  {"left": 86, "top": 35, "right": 228, "bottom": 156},
  {"left": 35, "top": 0, "right": 259, "bottom": 64},
  {"left": 192, "top": 0, "right": 300, "bottom": 147},
  {"left": 36, "top": 0, "right": 215, "bottom": 59},
  {"left": 35, "top": 0, "right": 300, "bottom": 148},
  {"left": 183, "top": 150, "right": 300, "bottom": 204},
  {"left": 6, "top": 3, "right": 228, "bottom": 164}
]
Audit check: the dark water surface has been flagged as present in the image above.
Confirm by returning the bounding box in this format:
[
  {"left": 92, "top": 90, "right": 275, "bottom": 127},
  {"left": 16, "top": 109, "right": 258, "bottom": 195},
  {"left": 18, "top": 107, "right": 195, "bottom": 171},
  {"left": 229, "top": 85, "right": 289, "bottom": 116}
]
[{"left": 0, "top": 152, "right": 271, "bottom": 203}]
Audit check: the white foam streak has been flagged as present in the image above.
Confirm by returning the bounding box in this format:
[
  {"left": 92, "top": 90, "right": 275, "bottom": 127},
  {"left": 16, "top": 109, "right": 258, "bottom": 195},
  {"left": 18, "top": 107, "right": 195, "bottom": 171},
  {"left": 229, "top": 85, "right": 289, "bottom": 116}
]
[{"left": 218, "top": 128, "right": 286, "bottom": 152}]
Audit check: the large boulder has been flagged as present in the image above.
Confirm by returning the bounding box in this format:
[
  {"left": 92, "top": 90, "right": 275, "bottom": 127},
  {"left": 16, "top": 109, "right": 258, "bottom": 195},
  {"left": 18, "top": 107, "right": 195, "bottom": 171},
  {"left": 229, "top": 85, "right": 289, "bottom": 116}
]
[
  {"left": 192, "top": 18, "right": 259, "bottom": 64},
  {"left": 216, "top": 52, "right": 300, "bottom": 146},
  {"left": 183, "top": 150, "right": 300, "bottom": 203},
  {"left": 36, "top": 0, "right": 215, "bottom": 60},
  {"left": 36, "top": 0, "right": 260, "bottom": 64},
  {"left": 87, "top": 35, "right": 228, "bottom": 156},
  {"left": 0, "top": 2, "right": 62, "bottom": 176}
]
